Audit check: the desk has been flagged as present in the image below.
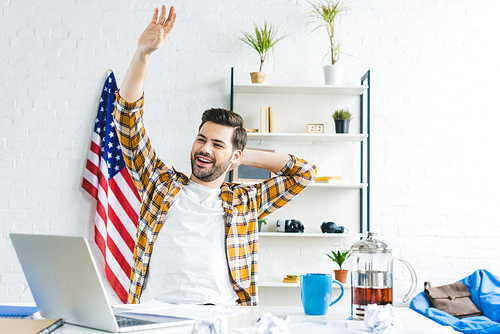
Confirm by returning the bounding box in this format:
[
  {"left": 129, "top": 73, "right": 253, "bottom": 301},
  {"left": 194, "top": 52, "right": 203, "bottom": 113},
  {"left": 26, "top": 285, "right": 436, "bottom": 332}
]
[{"left": 55, "top": 306, "right": 456, "bottom": 333}]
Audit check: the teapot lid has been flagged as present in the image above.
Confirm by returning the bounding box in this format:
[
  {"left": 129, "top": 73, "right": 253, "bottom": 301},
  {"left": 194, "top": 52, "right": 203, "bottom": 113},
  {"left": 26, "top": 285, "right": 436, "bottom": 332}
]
[{"left": 351, "top": 232, "right": 391, "bottom": 253}]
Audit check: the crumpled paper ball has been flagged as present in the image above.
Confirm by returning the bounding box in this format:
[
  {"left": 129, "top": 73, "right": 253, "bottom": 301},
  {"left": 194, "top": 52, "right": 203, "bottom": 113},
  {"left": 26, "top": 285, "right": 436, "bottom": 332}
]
[
  {"left": 364, "top": 304, "right": 400, "bottom": 333},
  {"left": 257, "top": 312, "right": 291, "bottom": 334},
  {"left": 192, "top": 313, "right": 228, "bottom": 334}
]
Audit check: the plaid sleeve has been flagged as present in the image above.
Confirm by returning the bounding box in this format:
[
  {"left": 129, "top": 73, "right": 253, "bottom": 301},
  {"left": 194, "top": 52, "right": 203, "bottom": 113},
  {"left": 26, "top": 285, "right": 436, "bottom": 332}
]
[
  {"left": 257, "top": 155, "right": 317, "bottom": 217},
  {"left": 113, "top": 91, "right": 159, "bottom": 194}
]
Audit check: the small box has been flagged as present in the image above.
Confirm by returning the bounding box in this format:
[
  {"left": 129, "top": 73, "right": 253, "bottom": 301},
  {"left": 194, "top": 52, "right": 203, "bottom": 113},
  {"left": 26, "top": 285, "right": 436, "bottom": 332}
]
[{"left": 307, "top": 123, "right": 325, "bottom": 133}]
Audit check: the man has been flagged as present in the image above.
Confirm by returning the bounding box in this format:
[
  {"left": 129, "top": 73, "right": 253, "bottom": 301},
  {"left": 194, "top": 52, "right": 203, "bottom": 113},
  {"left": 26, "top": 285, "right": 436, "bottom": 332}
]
[{"left": 114, "top": 5, "right": 317, "bottom": 306}]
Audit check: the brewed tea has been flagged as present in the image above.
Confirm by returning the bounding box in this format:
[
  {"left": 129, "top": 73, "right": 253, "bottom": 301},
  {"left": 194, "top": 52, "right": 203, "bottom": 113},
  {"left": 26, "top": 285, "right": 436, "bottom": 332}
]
[{"left": 351, "top": 286, "right": 393, "bottom": 319}]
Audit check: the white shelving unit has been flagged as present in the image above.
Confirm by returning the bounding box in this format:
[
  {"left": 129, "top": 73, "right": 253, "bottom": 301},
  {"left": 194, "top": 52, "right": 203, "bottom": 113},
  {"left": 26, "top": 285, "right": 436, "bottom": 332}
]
[
  {"left": 247, "top": 132, "right": 367, "bottom": 142},
  {"left": 259, "top": 280, "right": 350, "bottom": 289},
  {"left": 237, "top": 181, "right": 367, "bottom": 189},
  {"left": 229, "top": 69, "right": 371, "bottom": 305},
  {"left": 233, "top": 84, "right": 367, "bottom": 96},
  {"left": 258, "top": 232, "right": 364, "bottom": 238}
]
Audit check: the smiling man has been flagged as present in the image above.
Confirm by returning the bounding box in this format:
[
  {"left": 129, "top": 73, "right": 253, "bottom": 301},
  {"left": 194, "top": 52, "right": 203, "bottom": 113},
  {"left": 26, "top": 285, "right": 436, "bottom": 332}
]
[{"left": 113, "top": 5, "right": 316, "bottom": 306}]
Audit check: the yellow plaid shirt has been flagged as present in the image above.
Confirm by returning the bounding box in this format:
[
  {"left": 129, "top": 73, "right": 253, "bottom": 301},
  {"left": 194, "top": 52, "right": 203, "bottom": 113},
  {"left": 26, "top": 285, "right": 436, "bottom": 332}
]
[{"left": 113, "top": 92, "right": 317, "bottom": 305}]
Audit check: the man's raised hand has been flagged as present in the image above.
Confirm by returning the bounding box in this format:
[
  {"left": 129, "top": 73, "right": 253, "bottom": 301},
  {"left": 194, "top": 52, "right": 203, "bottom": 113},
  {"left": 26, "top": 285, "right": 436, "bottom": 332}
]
[
  {"left": 137, "top": 5, "right": 177, "bottom": 56},
  {"left": 119, "top": 5, "right": 177, "bottom": 102}
]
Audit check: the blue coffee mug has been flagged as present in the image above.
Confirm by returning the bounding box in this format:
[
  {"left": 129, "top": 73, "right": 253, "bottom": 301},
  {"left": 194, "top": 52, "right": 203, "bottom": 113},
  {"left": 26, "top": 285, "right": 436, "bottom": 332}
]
[{"left": 300, "top": 273, "right": 345, "bottom": 315}]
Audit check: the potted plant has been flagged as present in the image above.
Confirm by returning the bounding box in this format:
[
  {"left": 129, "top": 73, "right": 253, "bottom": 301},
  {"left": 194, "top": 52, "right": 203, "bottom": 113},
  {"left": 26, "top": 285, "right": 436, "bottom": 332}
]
[
  {"left": 332, "top": 109, "right": 352, "bottom": 133},
  {"left": 326, "top": 249, "right": 350, "bottom": 283},
  {"left": 258, "top": 218, "right": 268, "bottom": 232},
  {"left": 239, "top": 21, "right": 286, "bottom": 83},
  {"left": 308, "top": 0, "right": 346, "bottom": 85}
]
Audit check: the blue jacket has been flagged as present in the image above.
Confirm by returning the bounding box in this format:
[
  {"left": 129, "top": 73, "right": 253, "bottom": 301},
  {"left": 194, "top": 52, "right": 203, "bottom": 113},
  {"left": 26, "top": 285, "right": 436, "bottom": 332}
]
[{"left": 410, "top": 269, "right": 500, "bottom": 333}]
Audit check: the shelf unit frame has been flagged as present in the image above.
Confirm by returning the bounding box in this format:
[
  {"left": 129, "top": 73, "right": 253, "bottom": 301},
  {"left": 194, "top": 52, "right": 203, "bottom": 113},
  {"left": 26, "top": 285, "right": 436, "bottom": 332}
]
[{"left": 229, "top": 68, "right": 371, "bottom": 235}]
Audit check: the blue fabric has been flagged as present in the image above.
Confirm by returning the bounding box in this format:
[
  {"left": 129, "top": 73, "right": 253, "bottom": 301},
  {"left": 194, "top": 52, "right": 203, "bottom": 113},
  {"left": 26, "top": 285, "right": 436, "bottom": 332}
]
[{"left": 410, "top": 269, "right": 500, "bottom": 333}]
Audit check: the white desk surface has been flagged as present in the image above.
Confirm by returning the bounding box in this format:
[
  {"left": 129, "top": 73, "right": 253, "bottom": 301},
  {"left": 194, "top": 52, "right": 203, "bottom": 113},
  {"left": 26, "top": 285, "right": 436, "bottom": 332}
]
[{"left": 55, "top": 305, "right": 457, "bottom": 333}]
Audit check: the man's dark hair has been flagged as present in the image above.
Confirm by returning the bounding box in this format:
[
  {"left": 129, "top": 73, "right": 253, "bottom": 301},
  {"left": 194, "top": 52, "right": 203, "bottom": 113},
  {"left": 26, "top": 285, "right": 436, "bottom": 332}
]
[{"left": 199, "top": 108, "right": 247, "bottom": 151}]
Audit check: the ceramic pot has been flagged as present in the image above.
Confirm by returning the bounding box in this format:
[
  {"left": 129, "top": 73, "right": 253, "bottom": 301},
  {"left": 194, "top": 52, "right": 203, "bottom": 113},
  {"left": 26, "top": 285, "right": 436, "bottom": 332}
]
[
  {"left": 323, "top": 64, "right": 343, "bottom": 85},
  {"left": 250, "top": 71, "right": 266, "bottom": 83},
  {"left": 334, "top": 120, "right": 350, "bottom": 133},
  {"left": 334, "top": 269, "right": 348, "bottom": 284}
]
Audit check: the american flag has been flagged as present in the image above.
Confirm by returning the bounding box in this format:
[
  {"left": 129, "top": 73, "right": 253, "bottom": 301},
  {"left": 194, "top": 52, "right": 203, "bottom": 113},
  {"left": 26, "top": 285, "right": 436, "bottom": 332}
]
[{"left": 82, "top": 71, "right": 140, "bottom": 303}]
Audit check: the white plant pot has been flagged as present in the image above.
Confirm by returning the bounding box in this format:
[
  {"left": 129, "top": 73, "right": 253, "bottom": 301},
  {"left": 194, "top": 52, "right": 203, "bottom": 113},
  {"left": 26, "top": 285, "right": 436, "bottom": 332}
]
[{"left": 323, "top": 64, "right": 343, "bottom": 85}]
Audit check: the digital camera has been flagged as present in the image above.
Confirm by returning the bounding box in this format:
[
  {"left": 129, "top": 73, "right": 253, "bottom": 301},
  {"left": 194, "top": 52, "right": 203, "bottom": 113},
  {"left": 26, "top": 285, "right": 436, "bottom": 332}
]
[{"left": 276, "top": 219, "right": 304, "bottom": 233}]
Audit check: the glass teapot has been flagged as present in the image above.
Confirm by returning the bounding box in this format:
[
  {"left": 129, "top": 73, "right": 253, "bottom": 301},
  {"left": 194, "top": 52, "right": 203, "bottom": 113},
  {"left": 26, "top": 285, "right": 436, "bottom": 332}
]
[{"left": 350, "top": 232, "right": 417, "bottom": 320}]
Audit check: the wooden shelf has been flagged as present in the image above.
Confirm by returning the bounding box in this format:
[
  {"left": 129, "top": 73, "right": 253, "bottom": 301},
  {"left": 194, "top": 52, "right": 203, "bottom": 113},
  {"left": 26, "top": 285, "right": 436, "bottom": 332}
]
[
  {"left": 258, "top": 232, "right": 364, "bottom": 238},
  {"left": 233, "top": 84, "right": 368, "bottom": 96},
  {"left": 246, "top": 132, "right": 367, "bottom": 142}
]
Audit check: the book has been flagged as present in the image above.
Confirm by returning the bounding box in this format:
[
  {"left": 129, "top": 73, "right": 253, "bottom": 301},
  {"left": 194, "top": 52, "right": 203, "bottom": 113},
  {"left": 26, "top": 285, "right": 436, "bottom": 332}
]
[
  {"left": 268, "top": 106, "right": 273, "bottom": 133},
  {"left": 0, "top": 305, "right": 38, "bottom": 319},
  {"left": 0, "top": 318, "right": 64, "bottom": 334},
  {"left": 259, "top": 106, "right": 274, "bottom": 133},
  {"left": 282, "top": 274, "right": 300, "bottom": 283},
  {"left": 314, "top": 176, "right": 342, "bottom": 183},
  {"left": 260, "top": 107, "right": 269, "bottom": 133}
]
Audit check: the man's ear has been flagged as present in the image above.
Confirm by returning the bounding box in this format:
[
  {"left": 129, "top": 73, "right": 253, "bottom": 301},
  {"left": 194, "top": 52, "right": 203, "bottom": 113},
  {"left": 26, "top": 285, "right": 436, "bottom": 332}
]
[
  {"left": 231, "top": 149, "right": 242, "bottom": 165},
  {"left": 227, "top": 149, "right": 242, "bottom": 173}
]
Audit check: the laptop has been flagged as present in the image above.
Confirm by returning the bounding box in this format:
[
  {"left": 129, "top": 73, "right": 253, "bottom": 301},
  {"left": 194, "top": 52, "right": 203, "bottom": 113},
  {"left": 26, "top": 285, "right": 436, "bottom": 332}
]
[{"left": 10, "top": 233, "right": 195, "bottom": 332}]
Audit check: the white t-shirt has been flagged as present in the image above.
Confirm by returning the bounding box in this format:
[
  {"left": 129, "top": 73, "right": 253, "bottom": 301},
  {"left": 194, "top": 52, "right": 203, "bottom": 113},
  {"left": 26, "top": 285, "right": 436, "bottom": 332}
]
[{"left": 140, "top": 180, "right": 238, "bottom": 306}]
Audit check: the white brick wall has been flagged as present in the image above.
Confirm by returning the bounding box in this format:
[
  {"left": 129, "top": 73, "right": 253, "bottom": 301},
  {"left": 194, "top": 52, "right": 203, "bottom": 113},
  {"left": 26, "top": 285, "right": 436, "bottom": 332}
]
[{"left": 1, "top": 0, "right": 500, "bottom": 305}]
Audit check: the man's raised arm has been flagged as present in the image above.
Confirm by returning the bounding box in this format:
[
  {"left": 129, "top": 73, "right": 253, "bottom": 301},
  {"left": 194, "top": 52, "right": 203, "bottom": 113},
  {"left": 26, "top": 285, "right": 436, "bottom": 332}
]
[{"left": 120, "top": 5, "right": 177, "bottom": 102}]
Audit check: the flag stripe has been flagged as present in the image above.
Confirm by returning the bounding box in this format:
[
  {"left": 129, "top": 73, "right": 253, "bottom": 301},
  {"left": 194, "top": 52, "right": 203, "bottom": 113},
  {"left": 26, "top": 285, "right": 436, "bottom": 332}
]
[
  {"left": 104, "top": 261, "right": 129, "bottom": 303},
  {"left": 82, "top": 177, "right": 98, "bottom": 198},
  {"left": 82, "top": 71, "right": 140, "bottom": 304},
  {"left": 106, "top": 231, "right": 132, "bottom": 277},
  {"left": 109, "top": 173, "right": 139, "bottom": 227},
  {"left": 107, "top": 205, "right": 135, "bottom": 256}
]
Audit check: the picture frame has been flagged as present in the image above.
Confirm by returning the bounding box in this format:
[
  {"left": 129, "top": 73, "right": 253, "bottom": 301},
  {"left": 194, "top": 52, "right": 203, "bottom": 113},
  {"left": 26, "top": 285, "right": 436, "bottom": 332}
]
[{"left": 229, "top": 148, "right": 275, "bottom": 183}]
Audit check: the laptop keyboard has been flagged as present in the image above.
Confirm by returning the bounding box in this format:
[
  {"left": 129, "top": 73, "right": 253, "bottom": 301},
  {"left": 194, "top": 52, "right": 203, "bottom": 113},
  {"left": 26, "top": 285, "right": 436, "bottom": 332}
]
[{"left": 115, "top": 315, "right": 156, "bottom": 328}]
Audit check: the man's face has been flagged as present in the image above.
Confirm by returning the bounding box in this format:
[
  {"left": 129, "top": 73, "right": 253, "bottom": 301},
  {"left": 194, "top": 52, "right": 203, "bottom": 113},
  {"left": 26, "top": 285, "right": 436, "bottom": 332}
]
[{"left": 190, "top": 121, "right": 239, "bottom": 183}]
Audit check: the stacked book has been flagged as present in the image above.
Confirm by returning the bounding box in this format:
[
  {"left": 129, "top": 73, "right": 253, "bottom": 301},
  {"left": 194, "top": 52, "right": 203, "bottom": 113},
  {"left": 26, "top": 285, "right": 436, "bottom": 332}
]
[
  {"left": 282, "top": 275, "right": 300, "bottom": 284},
  {"left": 314, "top": 176, "right": 342, "bottom": 183},
  {"left": 260, "top": 106, "right": 273, "bottom": 133}
]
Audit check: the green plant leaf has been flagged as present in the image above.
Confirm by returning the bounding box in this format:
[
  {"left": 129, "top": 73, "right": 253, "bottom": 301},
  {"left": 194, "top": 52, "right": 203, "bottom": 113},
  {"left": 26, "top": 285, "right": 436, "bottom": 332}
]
[
  {"left": 326, "top": 249, "right": 351, "bottom": 270},
  {"left": 239, "top": 21, "right": 286, "bottom": 72},
  {"left": 308, "top": 0, "right": 346, "bottom": 65},
  {"left": 332, "top": 109, "right": 352, "bottom": 120}
]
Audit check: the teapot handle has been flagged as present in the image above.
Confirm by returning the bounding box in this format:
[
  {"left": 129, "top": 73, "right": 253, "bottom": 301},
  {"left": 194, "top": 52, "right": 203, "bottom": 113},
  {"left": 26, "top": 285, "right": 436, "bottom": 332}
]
[{"left": 394, "top": 258, "right": 418, "bottom": 303}]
